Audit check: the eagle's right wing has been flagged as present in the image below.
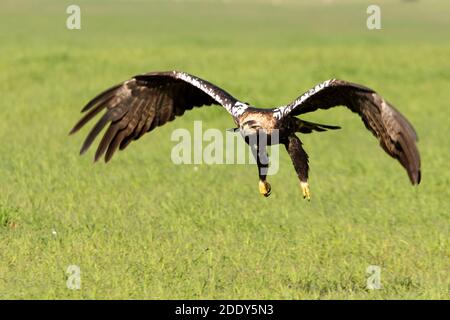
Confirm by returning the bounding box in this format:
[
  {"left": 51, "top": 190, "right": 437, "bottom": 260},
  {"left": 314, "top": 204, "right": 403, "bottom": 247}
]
[{"left": 70, "top": 71, "right": 248, "bottom": 162}]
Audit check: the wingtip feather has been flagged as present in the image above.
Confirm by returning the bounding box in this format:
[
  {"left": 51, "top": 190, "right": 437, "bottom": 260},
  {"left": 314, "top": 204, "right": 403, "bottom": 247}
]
[
  {"left": 79, "top": 145, "right": 88, "bottom": 156},
  {"left": 411, "top": 169, "right": 421, "bottom": 185}
]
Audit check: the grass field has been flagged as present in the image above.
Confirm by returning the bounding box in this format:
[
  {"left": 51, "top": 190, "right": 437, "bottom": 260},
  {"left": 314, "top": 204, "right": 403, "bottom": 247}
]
[{"left": 0, "top": 0, "right": 449, "bottom": 299}]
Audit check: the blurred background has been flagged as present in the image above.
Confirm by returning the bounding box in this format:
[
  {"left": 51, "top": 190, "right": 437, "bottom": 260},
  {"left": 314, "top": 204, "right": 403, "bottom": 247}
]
[{"left": 0, "top": 0, "right": 449, "bottom": 299}]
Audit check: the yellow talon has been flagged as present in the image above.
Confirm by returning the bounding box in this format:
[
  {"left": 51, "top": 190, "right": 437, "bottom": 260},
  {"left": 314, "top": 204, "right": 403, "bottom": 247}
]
[
  {"left": 300, "top": 182, "right": 311, "bottom": 201},
  {"left": 259, "top": 180, "right": 271, "bottom": 197}
]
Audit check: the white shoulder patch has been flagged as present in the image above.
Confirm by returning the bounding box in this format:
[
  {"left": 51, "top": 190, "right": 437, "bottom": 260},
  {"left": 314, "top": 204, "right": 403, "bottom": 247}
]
[
  {"left": 175, "top": 71, "right": 232, "bottom": 109},
  {"left": 231, "top": 101, "right": 248, "bottom": 118},
  {"left": 273, "top": 79, "right": 335, "bottom": 119}
]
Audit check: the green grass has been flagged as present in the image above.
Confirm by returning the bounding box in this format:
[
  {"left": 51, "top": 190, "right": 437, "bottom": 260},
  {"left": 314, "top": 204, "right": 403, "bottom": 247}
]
[{"left": 0, "top": 0, "right": 449, "bottom": 299}]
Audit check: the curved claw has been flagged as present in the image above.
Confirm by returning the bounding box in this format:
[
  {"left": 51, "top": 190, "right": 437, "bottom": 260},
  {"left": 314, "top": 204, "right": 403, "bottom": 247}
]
[
  {"left": 259, "top": 180, "right": 272, "bottom": 197},
  {"left": 300, "top": 181, "right": 311, "bottom": 201}
]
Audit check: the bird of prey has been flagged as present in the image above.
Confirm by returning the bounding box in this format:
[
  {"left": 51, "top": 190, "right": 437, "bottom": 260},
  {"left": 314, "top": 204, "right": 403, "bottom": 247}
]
[{"left": 70, "top": 71, "right": 421, "bottom": 199}]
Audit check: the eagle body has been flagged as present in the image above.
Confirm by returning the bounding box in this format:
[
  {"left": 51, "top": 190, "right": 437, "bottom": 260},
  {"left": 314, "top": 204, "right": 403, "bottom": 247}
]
[
  {"left": 237, "top": 108, "right": 279, "bottom": 140},
  {"left": 71, "top": 70, "right": 421, "bottom": 199}
]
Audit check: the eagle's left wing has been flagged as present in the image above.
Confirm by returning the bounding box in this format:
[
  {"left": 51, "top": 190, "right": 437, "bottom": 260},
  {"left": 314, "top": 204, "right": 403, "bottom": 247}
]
[{"left": 273, "top": 79, "right": 421, "bottom": 185}]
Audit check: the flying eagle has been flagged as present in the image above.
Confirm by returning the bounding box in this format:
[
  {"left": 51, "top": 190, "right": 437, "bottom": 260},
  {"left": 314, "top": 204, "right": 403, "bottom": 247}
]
[{"left": 70, "top": 71, "right": 421, "bottom": 199}]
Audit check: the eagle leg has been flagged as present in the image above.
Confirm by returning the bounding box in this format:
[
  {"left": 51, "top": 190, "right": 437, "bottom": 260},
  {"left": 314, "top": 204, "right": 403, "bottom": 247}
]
[
  {"left": 285, "top": 134, "right": 311, "bottom": 200},
  {"left": 300, "top": 181, "right": 311, "bottom": 201},
  {"left": 259, "top": 180, "right": 271, "bottom": 198},
  {"left": 250, "top": 140, "right": 271, "bottom": 197}
]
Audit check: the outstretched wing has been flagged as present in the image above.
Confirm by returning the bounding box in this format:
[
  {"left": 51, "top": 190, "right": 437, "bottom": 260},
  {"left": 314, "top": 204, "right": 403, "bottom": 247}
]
[
  {"left": 274, "top": 79, "right": 421, "bottom": 184},
  {"left": 70, "top": 71, "right": 246, "bottom": 162}
]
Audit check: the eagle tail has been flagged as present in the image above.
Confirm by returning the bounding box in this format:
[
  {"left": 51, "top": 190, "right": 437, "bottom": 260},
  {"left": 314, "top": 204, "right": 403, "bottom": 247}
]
[{"left": 295, "top": 119, "right": 341, "bottom": 134}]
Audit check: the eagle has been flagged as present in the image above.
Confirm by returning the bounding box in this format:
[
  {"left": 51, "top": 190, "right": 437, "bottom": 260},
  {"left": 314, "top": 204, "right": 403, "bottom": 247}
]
[{"left": 70, "top": 71, "right": 421, "bottom": 199}]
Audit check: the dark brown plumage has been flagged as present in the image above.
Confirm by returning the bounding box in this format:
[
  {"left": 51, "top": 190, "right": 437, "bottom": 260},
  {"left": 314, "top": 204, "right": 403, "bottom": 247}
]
[
  {"left": 71, "top": 71, "right": 421, "bottom": 198},
  {"left": 70, "top": 72, "right": 238, "bottom": 162},
  {"left": 278, "top": 80, "right": 421, "bottom": 185}
]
